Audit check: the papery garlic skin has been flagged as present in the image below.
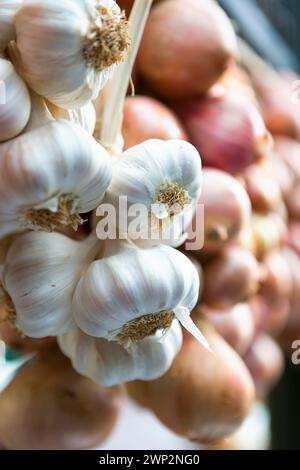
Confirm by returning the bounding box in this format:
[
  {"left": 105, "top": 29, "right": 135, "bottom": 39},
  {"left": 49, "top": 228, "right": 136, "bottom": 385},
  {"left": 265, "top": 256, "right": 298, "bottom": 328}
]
[
  {"left": 102, "top": 139, "right": 202, "bottom": 246},
  {"left": 58, "top": 321, "right": 183, "bottom": 386},
  {"left": 0, "top": 58, "right": 31, "bottom": 142},
  {"left": 0, "top": 120, "right": 112, "bottom": 238},
  {"left": 73, "top": 243, "right": 200, "bottom": 342},
  {"left": 1, "top": 232, "right": 99, "bottom": 338},
  {"left": 14, "top": 0, "right": 130, "bottom": 109},
  {"left": 0, "top": 1, "right": 22, "bottom": 52},
  {"left": 46, "top": 101, "right": 96, "bottom": 135}
]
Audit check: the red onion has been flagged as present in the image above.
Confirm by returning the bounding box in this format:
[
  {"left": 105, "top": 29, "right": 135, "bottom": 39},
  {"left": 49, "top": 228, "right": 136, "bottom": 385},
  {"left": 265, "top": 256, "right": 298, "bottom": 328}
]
[{"left": 175, "top": 93, "right": 271, "bottom": 175}]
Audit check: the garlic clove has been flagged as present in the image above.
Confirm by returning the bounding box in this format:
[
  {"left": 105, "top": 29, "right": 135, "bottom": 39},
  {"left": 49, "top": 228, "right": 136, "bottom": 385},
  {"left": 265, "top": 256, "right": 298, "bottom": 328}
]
[
  {"left": 0, "top": 119, "right": 112, "bottom": 238},
  {"left": 14, "top": 0, "right": 131, "bottom": 109},
  {"left": 1, "top": 231, "right": 100, "bottom": 338},
  {"left": 0, "top": 58, "right": 31, "bottom": 142},
  {"left": 102, "top": 139, "right": 202, "bottom": 246},
  {"left": 58, "top": 320, "right": 183, "bottom": 386},
  {"left": 0, "top": 1, "right": 22, "bottom": 52},
  {"left": 72, "top": 242, "right": 210, "bottom": 349}
]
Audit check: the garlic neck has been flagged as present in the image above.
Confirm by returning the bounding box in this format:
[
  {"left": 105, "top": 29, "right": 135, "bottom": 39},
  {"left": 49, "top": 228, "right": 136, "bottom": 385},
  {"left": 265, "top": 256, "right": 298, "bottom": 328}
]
[
  {"left": 23, "top": 193, "right": 84, "bottom": 232},
  {"left": 83, "top": 5, "right": 130, "bottom": 72}
]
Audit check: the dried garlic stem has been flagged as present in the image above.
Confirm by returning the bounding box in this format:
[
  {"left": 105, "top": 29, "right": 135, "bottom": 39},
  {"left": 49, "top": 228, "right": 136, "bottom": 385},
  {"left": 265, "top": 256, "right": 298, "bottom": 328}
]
[
  {"left": 112, "top": 311, "right": 175, "bottom": 346},
  {"left": 24, "top": 194, "right": 84, "bottom": 232},
  {"left": 100, "top": 0, "right": 153, "bottom": 154}
]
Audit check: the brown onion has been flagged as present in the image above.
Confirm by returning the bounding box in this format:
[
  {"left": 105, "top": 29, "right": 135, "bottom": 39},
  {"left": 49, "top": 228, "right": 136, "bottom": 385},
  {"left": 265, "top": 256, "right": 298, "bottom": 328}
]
[
  {"left": 243, "top": 161, "right": 282, "bottom": 213},
  {"left": 199, "top": 303, "right": 255, "bottom": 356},
  {"left": 202, "top": 246, "right": 260, "bottom": 310},
  {"left": 175, "top": 93, "right": 270, "bottom": 175},
  {"left": 137, "top": 0, "right": 238, "bottom": 100},
  {"left": 122, "top": 96, "right": 187, "bottom": 149},
  {"left": 244, "top": 334, "right": 284, "bottom": 395},
  {"left": 127, "top": 322, "right": 255, "bottom": 444},
  {"left": 0, "top": 347, "right": 123, "bottom": 450},
  {"left": 250, "top": 251, "right": 292, "bottom": 335},
  {"left": 187, "top": 169, "right": 251, "bottom": 254}
]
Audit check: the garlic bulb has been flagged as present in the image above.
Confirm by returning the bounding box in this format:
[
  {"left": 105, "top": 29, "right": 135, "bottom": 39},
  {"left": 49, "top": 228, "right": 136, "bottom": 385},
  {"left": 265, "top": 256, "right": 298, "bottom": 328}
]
[
  {"left": 59, "top": 321, "right": 183, "bottom": 386},
  {"left": 0, "top": 57, "right": 31, "bottom": 142},
  {"left": 101, "top": 139, "right": 202, "bottom": 247},
  {"left": 0, "top": 119, "right": 112, "bottom": 238},
  {"left": 14, "top": 0, "right": 130, "bottom": 109},
  {"left": 73, "top": 241, "right": 211, "bottom": 351},
  {"left": 0, "top": 1, "right": 22, "bottom": 52},
  {"left": 46, "top": 101, "right": 96, "bottom": 135},
  {"left": 0, "top": 232, "right": 100, "bottom": 337}
]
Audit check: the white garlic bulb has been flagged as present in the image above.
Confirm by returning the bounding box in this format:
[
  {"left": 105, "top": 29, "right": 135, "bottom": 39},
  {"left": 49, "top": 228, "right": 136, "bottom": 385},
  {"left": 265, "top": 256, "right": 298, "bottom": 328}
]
[
  {"left": 73, "top": 241, "right": 211, "bottom": 351},
  {"left": 0, "top": 1, "right": 22, "bottom": 52},
  {"left": 59, "top": 321, "right": 183, "bottom": 386},
  {"left": 0, "top": 118, "right": 112, "bottom": 238},
  {"left": 46, "top": 100, "right": 97, "bottom": 135},
  {"left": 0, "top": 57, "right": 31, "bottom": 142},
  {"left": 0, "top": 232, "right": 100, "bottom": 337},
  {"left": 101, "top": 139, "right": 202, "bottom": 247},
  {"left": 14, "top": 0, "right": 130, "bottom": 109}
]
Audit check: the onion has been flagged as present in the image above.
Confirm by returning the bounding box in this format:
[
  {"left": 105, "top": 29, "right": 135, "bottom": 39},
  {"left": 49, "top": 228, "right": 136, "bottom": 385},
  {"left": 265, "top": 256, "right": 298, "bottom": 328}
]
[
  {"left": 175, "top": 93, "right": 270, "bottom": 175},
  {"left": 216, "top": 63, "right": 257, "bottom": 103},
  {"left": 243, "top": 161, "right": 282, "bottom": 212},
  {"left": 137, "top": 0, "right": 238, "bottom": 100},
  {"left": 279, "top": 248, "right": 300, "bottom": 348},
  {"left": 288, "top": 222, "right": 300, "bottom": 256},
  {"left": 251, "top": 212, "right": 287, "bottom": 259},
  {"left": 202, "top": 246, "right": 260, "bottom": 310},
  {"left": 244, "top": 334, "right": 284, "bottom": 395},
  {"left": 187, "top": 169, "right": 251, "bottom": 254},
  {"left": 0, "top": 347, "right": 123, "bottom": 450},
  {"left": 127, "top": 322, "right": 255, "bottom": 444},
  {"left": 250, "top": 251, "right": 292, "bottom": 335},
  {"left": 274, "top": 137, "right": 300, "bottom": 181},
  {"left": 254, "top": 72, "right": 300, "bottom": 138},
  {"left": 122, "top": 96, "right": 187, "bottom": 149},
  {"left": 199, "top": 303, "right": 255, "bottom": 356}
]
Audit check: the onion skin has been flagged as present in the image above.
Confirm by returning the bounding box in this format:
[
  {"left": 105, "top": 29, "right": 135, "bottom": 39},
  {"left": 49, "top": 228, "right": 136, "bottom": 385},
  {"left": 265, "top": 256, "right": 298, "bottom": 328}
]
[
  {"left": 244, "top": 334, "right": 284, "bottom": 395},
  {"left": 188, "top": 169, "right": 251, "bottom": 254},
  {"left": 138, "top": 0, "right": 238, "bottom": 100},
  {"left": 175, "top": 93, "right": 270, "bottom": 175},
  {"left": 202, "top": 246, "right": 260, "bottom": 310},
  {"left": 127, "top": 323, "right": 255, "bottom": 444},
  {"left": 122, "top": 96, "right": 187, "bottom": 149},
  {"left": 253, "top": 251, "right": 292, "bottom": 335},
  {"left": 0, "top": 347, "right": 123, "bottom": 450},
  {"left": 199, "top": 303, "right": 255, "bottom": 356}
]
